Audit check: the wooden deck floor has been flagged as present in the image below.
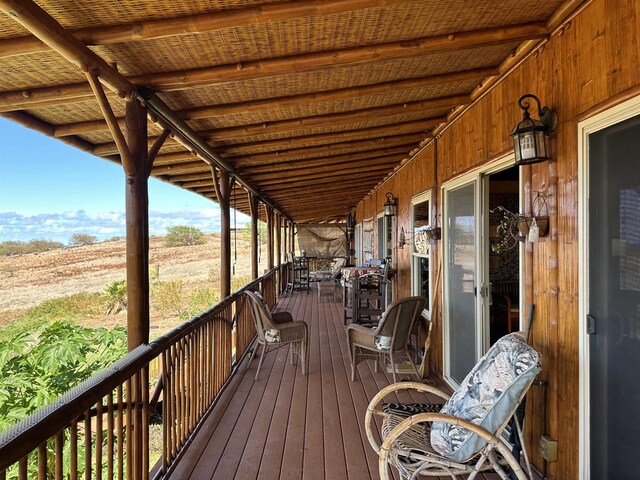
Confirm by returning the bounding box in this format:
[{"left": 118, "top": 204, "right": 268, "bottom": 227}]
[{"left": 166, "top": 289, "right": 531, "bottom": 480}]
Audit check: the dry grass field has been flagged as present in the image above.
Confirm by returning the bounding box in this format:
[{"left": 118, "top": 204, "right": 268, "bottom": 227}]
[{"left": 0, "top": 231, "right": 267, "bottom": 335}]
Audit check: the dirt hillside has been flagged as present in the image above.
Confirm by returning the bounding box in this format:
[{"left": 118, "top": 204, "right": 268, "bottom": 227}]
[{"left": 0, "top": 232, "right": 264, "bottom": 330}]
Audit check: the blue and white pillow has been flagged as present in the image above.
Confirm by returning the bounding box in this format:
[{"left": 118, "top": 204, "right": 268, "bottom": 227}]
[{"left": 430, "top": 333, "right": 540, "bottom": 462}]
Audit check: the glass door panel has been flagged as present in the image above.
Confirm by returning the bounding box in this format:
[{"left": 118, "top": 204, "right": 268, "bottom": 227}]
[
  {"left": 588, "top": 114, "right": 640, "bottom": 479},
  {"left": 445, "top": 181, "right": 478, "bottom": 384}
]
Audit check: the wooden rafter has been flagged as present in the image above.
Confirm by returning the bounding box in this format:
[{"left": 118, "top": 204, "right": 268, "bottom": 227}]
[
  {"left": 0, "top": 23, "right": 545, "bottom": 110},
  {"left": 219, "top": 133, "right": 423, "bottom": 160},
  {"left": 51, "top": 68, "right": 495, "bottom": 136},
  {"left": 202, "top": 102, "right": 456, "bottom": 141},
  {"left": 0, "top": 0, "right": 416, "bottom": 58}
]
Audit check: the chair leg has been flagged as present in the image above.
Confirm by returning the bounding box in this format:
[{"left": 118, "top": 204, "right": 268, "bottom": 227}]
[
  {"left": 302, "top": 338, "right": 308, "bottom": 375},
  {"left": 389, "top": 353, "right": 397, "bottom": 383},
  {"left": 405, "top": 348, "right": 421, "bottom": 380},
  {"left": 255, "top": 343, "right": 268, "bottom": 381},
  {"left": 289, "top": 344, "right": 294, "bottom": 365},
  {"left": 247, "top": 341, "right": 258, "bottom": 368}
]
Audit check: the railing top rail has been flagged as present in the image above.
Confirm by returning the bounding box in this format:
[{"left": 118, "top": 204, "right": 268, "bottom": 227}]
[{"left": 0, "top": 266, "right": 281, "bottom": 469}]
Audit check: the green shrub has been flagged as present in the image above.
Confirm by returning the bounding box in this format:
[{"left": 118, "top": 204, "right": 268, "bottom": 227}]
[
  {"left": 0, "top": 239, "right": 63, "bottom": 256},
  {"left": 164, "top": 226, "right": 205, "bottom": 247},
  {"left": 69, "top": 233, "right": 98, "bottom": 246},
  {"left": 103, "top": 280, "right": 127, "bottom": 314},
  {"left": 152, "top": 279, "right": 185, "bottom": 318},
  {"left": 179, "top": 287, "right": 219, "bottom": 321}
]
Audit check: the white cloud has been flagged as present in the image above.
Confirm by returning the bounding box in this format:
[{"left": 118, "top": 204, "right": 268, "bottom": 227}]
[{"left": 0, "top": 207, "right": 249, "bottom": 244}]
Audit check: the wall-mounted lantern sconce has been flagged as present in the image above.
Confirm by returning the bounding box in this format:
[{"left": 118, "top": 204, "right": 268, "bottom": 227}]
[
  {"left": 383, "top": 192, "right": 398, "bottom": 217},
  {"left": 511, "top": 94, "right": 557, "bottom": 166}
]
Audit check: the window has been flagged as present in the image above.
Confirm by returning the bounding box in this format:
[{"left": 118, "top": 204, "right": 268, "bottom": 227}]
[{"left": 412, "top": 192, "right": 432, "bottom": 315}]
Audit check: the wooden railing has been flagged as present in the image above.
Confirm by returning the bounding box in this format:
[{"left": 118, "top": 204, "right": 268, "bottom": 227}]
[{"left": 0, "top": 264, "right": 289, "bottom": 480}]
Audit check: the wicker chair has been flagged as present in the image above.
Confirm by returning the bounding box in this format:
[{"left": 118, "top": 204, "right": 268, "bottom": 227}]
[
  {"left": 347, "top": 296, "right": 427, "bottom": 382},
  {"left": 245, "top": 291, "right": 308, "bottom": 380},
  {"left": 365, "top": 332, "right": 540, "bottom": 480}
]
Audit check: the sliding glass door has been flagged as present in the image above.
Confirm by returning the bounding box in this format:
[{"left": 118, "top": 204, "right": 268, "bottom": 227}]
[{"left": 443, "top": 180, "right": 479, "bottom": 384}]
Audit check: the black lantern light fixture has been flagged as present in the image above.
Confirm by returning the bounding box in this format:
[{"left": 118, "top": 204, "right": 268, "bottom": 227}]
[
  {"left": 511, "top": 94, "right": 557, "bottom": 166},
  {"left": 383, "top": 192, "right": 398, "bottom": 217}
]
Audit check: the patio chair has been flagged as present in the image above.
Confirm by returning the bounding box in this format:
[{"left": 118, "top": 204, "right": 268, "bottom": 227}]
[
  {"left": 347, "top": 296, "right": 427, "bottom": 382},
  {"left": 365, "top": 332, "right": 540, "bottom": 480},
  {"left": 245, "top": 291, "right": 308, "bottom": 380}
]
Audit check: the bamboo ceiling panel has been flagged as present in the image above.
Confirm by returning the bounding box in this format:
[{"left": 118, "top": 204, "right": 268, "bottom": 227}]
[{"left": 0, "top": 0, "right": 575, "bottom": 221}]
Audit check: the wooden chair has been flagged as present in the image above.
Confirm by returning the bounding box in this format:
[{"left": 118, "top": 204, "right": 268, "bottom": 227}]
[
  {"left": 347, "top": 296, "right": 427, "bottom": 382},
  {"left": 365, "top": 332, "right": 540, "bottom": 480},
  {"left": 245, "top": 291, "right": 308, "bottom": 380}
]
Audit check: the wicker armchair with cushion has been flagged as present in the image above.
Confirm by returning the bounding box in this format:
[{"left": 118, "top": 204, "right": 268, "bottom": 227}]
[
  {"left": 347, "top": 296, "right": 427, "bottom": 382},
  {"left": 365, "top": 332, "right": 540, "bottom": 479},
  {"left": 245, "top": 291, "right": 308, "bottom": 380}
]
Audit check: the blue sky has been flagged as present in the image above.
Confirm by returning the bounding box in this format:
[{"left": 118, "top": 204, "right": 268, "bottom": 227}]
[{"left": 0, "top": 117, "right": 249, "bottom": 243}]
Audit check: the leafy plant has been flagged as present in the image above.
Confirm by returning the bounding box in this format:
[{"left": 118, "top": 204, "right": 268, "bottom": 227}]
[
  {"left": 179, "top": 287, "right": 219, "bottom": 321},
  {"left": 0, "top": 321, "right": 127, "bottom": 432},
  {"left": 164, "top": 226, "right": 205, "bottom": 247},
  {"left": 103, "top": 280, "right": 127, "bottom": 315},
  {"left": 0, "top": 239, "right": 63, "bottom": 256},
  {"left": 152, "top": 279, "right": 185, "bottom": 318},
  {"left": 69, "top": 233, "right": 98, "bottom": 246}
]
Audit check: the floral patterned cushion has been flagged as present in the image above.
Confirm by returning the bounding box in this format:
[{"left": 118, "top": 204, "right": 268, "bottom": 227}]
[{"left": 430, "top": 332, "right": 541, "bottom": 462}]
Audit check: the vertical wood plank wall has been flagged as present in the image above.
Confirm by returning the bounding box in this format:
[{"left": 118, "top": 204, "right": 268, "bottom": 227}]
[{"left": 355, "top": 1, "right": 640, "bottom": 478}]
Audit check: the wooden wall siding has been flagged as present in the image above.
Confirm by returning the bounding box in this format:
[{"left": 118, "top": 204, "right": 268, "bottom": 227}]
[{"left": 355, "top": 1, "right": 640, "bottom": 479}]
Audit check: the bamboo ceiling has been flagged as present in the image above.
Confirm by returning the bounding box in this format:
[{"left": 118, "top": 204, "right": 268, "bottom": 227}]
[{"left": 0, "top": 0, "right": 577, "bottom": 223}]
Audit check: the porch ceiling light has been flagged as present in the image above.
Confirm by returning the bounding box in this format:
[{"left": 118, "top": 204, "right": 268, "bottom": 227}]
[
  {"left": 511, "top": 94, "right": 557, "bottom": 166},
  {"left": 383, "top": 192, "right": 398, "bottom": 217}
]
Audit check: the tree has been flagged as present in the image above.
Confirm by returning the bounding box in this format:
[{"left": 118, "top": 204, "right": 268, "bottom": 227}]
[
  {"left": 164, "top": 226, "right": 205, "bottom": 247},
  {"left": 69, "top": 233, "right": 97, "bottom": 246}
]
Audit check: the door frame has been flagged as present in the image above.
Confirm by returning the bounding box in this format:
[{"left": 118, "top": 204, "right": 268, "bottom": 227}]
[
  {"left": 578, "top": 93, "right": 640, "bottom": 480},
  {"left": 441, "top": 153, "right": 518, "bottom": 387}
]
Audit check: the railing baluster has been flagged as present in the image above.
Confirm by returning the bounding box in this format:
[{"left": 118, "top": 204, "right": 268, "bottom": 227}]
[
  {"left": 18, "top": 456, "right": 27, "bottom": 480},
  {"left": 125, "top": 378, "right": 132, "bottom": 480},
  {"left": 142, "top": 366, "right": 149, "bottom": 479},
  {"left": 55, "top": 431, "right": 63, "bottom": 480},
  {"left": 85, "top": 411, "right": 92, "bottom": 480},
  {"left": 96, "top": 398, "right": 103, "bottom": 480},
  {"left": 117, "top": 384, "right": 124, "bottom": 480},
  {"left": 37, "top": 442, "right": 46, "bottom": 480},
  {"left": 107, "top": 394, "right": 114, "bottom": 479},
  {"left": 70, "top": 419, "right": 78, "bottom": 480}
]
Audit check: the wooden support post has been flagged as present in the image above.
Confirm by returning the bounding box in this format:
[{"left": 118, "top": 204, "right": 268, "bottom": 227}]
[
  {"left": 283, "top": 221, "right": 288, "bottom": 260},
  {"left": 248, "top": 192, "right": 259, "bottom": 280},
  {"left": 276, "top": 214, "right": 282, "bottom": 266},
  {"left": 213, "top": 168, "right": 234, "bottom": 298},
  {"left": 291, "top": 222, "right": 296, "bottom": 256},
  {"left": 123, "top": 100, "right": 150, "bottom": 352},
  {"left": 266, "top": 206, "right": 274, "bottom": 271}
]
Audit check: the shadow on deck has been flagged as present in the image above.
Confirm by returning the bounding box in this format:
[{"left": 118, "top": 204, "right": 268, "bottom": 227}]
[{"left": 166, "top": 289, "right": 534, "bottom": 480}]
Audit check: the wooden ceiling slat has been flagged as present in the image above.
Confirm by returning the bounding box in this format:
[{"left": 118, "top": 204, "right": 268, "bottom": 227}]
[
  {"left": 0, "top": 0, "right": 417, "bottom": 58},
  {"left": 215, "top": 120, "right": 432, "bottom": 155},
  {"left": 202, "top": 100, "right": 458, "bottom": 141},
  {"left": 0, "top": 23, "right": 545, "bottom": 110},
  {"left": 220, "top": 133, "right": 424, "bottom": 159},
  {"left": 52, "top": 68, "right": 497, "bottom": 137}
]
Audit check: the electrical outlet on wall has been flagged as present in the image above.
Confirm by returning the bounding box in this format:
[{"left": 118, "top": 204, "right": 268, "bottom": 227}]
[{"left": 540, "top": 435, "right": 558, "bottom": 462}]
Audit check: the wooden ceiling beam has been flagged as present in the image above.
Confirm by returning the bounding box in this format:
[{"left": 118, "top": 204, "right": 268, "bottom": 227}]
[
  {"left": 261, "top": 174, "right": 384, "bottom": 193},
  {"left": 220, "top": 133, "right": 424, "bottom": 160},
  {"left": 0, "top": 0, "right": 134, "bottom": 98},
  {"left": 243, "top": 154, "right": 403, "bottom": 179},
  {"left": 52, "top": 68, "right": 495, "bottom": 136},
  {"left": 238, "top": 148, "right": 407, "bottom": 174},
  {"left": 217, "top": 120, "right": 432, "bottom": 156},
  {"left": 254, "top": 165, "right": 394, "bottom": 187},
  {"left": 202, "top": 101, "right": 457, "bottom": 141},
  {"left": 0, "top": 0, "right": 416, "bottom": 57},
  {"left": 0, "top": 23, "right": 545, "bottom": 110}
]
